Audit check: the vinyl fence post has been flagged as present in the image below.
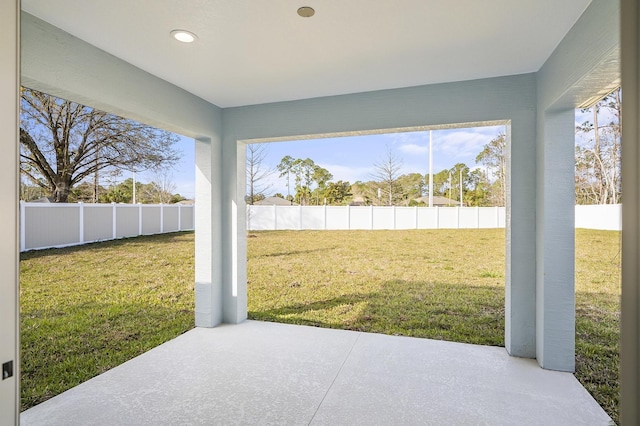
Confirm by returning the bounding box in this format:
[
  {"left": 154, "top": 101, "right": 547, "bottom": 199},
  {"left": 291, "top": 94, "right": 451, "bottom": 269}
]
[
  {"left": 112, "top": 202, "right": 117, "bottom": 239},
  {"left": 346, "top": 204, "right": 351, "bottom": 230},
  {"left": 20, "top": 201, "right": 25, "bottom": 252},
  {"left": 273, "top": 204, "right": 277, "bottom": 230},
  {"left": 457, "top": 206, "right": 460, "bottom": 229},
  {"left": 178, "top": 204, "right": 182, "bottom": 231},
  {"left": 160, "top": 204, "right": 164, "bottom": 234},
  {"left": 323, "top": 204, "right": 327, "bottom": 230},
  {"left": 138, "top": 204, "right": 143, "bottom": 236},
  {"left": 392, "top": 205, "right": 396, "bottom": 230},
  {"left": 299, "top": 204, "right": 302, "bottom": 230},
  {"left": 415, "top": 206, "right": 419, "bottom": 229},
  {"left": 477, "top": 206, "right": 480, "bottom": 229},
  {"left": 435, "top": 206, "right": 439, "bottom": 229},
  {"left": 78, "top": 202, "right": 84, "bottom": 244},
  {"left": 370, "top": 205, "right": 374, "bottom": 230}
]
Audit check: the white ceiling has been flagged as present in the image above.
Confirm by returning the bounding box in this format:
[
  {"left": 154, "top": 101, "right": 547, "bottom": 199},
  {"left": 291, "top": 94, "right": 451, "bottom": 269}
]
[{"left": 22, "top": 0, "right": 591, "bottom": 108}]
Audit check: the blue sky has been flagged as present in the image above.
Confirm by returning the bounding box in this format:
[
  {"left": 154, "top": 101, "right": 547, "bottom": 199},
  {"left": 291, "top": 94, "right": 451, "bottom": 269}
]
[
  {"left": 260, "top": 126, "right": 507, "bottom": 196},
  {"left": 143, "top": 110, "right": 595, "bottom": 200}
]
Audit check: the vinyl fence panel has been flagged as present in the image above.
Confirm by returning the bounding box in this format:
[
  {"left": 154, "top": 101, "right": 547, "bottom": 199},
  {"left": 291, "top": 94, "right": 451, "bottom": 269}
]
[{"left": 21, "top": 202, "right": 194, "bottom": 251}]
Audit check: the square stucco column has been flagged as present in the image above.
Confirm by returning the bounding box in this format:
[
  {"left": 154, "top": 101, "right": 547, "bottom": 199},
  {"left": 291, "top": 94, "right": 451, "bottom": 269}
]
[
  {"left": 222, "top": 137, "right": 247, "bottom": 324},
  {"left": 536, "top": 109, "right": 575, "bottom": 372},
  {"left": 220, "top": 137, "right": 247, "bottom": 324},
  {"left": 621, "top": 0, "right": 640, "bottom": 421},
  {"left": 505, "top": 121, "right": 537, "bottom": 359},
  {"left": 195, "top": 137, "right": 223, "bottom": 327}
]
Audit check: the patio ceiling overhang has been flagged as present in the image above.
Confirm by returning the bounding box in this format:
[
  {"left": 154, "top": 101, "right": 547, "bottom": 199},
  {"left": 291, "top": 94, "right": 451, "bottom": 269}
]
[{"left": 22, "top": 0, "right": 592, "bottom": 108}]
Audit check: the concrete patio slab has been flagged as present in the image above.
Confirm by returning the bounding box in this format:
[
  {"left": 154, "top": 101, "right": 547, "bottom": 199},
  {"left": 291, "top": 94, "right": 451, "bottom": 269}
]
[{"left": 21, "top": 321, "right": 611, "bottom": 425}]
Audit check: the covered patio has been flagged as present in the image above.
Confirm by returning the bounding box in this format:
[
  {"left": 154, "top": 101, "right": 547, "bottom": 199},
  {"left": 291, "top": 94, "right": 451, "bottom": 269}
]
[
  {"left": 2, "top": 0, "right": 640, "bottom": 424},
  {"left": 20, "top": 321, "right": 610, "bottom": 425}
]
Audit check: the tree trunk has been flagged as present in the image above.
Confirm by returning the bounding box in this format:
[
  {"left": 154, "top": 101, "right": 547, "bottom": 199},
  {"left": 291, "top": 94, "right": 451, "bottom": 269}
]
[{"left": 52, "top": 180, "right": 71, "bottom": 202}]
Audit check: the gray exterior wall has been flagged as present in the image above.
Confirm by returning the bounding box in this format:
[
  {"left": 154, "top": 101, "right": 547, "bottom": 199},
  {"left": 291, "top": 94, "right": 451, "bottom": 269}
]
[{"left": 0, "top": 0, "right": 19, "bottom": 422}]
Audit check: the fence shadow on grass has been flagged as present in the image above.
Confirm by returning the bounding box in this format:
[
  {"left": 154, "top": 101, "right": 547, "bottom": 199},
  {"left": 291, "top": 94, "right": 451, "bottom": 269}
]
[
  {"left": 262, "top": 247, "right": 338, "bottom": 258},
  {"left": 20, "top": 231, "right": 194, "bottom": 260}
]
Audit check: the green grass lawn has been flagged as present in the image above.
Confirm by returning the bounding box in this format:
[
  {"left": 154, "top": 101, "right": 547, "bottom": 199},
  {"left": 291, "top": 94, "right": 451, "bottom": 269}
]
[
  {"left": 20, "top": 229, "right": 620, "bottom": 422},
  {"left": 20, "top": 232, "right": 195, "bottom": 410}
]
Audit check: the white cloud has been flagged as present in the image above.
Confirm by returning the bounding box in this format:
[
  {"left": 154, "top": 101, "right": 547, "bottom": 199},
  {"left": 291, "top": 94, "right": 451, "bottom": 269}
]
[
  {"left": 434, "top": 129, "right": 501, "bottom": 162},
  {"left": 399, "top": 143, "right": 429, "bottom": 155},
  {"left": 318, "top": 163, "right": 373, "bottom": 184}
]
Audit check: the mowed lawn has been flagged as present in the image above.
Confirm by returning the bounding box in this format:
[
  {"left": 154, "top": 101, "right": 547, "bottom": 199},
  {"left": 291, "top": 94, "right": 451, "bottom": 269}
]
[{"left": 20, "top": 229, "right": 620, "bottom": 422}]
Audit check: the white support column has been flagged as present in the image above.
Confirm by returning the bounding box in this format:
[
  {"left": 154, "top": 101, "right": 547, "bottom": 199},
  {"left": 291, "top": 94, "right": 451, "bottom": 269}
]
[
  {"left": 0, "top": 1, "right": 19, "bottom": 422},
  {"left": 138, "top": 204, "right": 142, "bottom": 236},
  {"left": 195, "top": 137, "right": 223, "bottom": 327},
  {"left": 219, "top": 139, "right": 247, "bottom": 324},
  {"left": 535, "top": 109, "right": 575, "bottom": 371},
  {"left": 178, "top": 204, "right": 182, "bottom": 232},
  {"left": 159, "top": 204, "right": 164, "bottom": 234},
  {"left": 621, "top": 0, "right": 640, "bottom": 421},
  {"left": 505, "top": 122, "right": 537, "bottom": 360}
]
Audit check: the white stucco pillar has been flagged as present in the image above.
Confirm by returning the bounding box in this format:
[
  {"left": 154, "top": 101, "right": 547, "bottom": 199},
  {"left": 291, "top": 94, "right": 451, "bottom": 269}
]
[
  {"left": 536, "top": 109, "right": 575, "bottom": 372},
  {"left": 195, "top": 137, "right": 223, "bottom": 327},
  {"left": 0, "top": 0, "right": 19, "bottom": 423},
  {"left": 621, "top": 0, "right": 640, "bottom": 421},
  {"left": 505, "top": 120, "right": 537, "bottom": 360},
  {"left": 220, "top": 138, "right": 247, "bottom": 324}
]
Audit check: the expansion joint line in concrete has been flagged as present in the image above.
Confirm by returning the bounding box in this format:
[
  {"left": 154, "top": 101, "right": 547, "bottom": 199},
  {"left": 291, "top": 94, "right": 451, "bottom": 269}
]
[{"left": 308, "top": 332, "right": 361, "bottom": 425}]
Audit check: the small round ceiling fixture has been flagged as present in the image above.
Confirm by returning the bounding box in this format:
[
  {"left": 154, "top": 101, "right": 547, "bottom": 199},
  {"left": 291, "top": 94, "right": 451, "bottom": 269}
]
[
  {"left": 297, "top": 6, "right": 315, "bottom": 18},
  {"left": 170, "top": 30, "right": 198, "bottom": 43}
]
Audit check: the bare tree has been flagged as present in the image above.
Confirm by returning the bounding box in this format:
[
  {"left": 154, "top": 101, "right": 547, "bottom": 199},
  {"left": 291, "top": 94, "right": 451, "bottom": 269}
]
[
  {"left": 372, "top": 145, "right": 403, "bottom": 205},
  {"left": 575, "top": 87, "right": 621, "bottom": 204},
  {"left": 475, "top": 133, "right": 507, "bottom": 206},
  {"left": 246, "top": 143, "right": 273, "bottom": 205},
  {"left": 20, "top": 88, "right": 180, "bottom": 202},
  {"left": 143, "top": 171, "right": 178, "bottom": 203}
]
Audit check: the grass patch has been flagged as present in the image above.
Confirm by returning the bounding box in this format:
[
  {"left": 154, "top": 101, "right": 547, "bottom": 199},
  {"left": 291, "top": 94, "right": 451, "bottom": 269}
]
[
  {"left": 247, "top": 229, "right": 506, "bottom": 345},
  {"left": 20, "top": 228, "right": 620, "bottom": 423},
  {"left": 20, "top": 232, "right": 195, "bottom": 410}
]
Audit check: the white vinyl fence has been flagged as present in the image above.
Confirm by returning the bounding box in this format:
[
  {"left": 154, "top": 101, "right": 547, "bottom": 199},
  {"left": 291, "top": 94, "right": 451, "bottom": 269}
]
[
  {"left": 21, "top": 203, "right": 619, "bottom": 251},
  {"left": 574, "top": 204, "right": 622, "bottom": 231},
  {"left": 248, "top": 205, "right": 506, "bottom": 231},
  {"left": 21, "top": 202, "right": 194, "bottom": 252},
  {"left": 248, "top": 204, "right": 623, "bottom": 232}
]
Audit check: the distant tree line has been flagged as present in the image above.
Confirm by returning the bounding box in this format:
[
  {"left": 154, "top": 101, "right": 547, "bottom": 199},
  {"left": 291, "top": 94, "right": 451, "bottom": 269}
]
[
  {"left": 246, "top": 87, "right": 620, "bottom": 207},
  {"left": 21, "top": 176, "right": 186, "bottom": 204}
]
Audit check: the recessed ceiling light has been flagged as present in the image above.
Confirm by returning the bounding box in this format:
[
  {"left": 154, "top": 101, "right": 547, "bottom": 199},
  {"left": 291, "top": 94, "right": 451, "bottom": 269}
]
[
  {"left": 170, "top": 30, "right": 198, "bottom": 43},
  {"left": 297, "top": 6, "right": 315, "bottom": 18}
]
